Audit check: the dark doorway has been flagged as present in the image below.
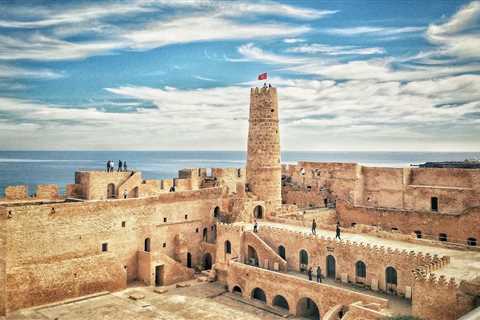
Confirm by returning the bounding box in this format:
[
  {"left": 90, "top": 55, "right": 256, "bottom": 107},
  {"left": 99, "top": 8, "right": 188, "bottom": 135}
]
[
  {"left": 431, "top": 197, "right": 438, "bottom": 212},
  {"left": 203, "top": 228, "right": 208, "bottom": 242},
  {"left": 297, "top": 297, "right": 320, "bottom": 320},
  {"left": 247, "top": 245, "right": 259, "bottom": 266},
  {"left": 251, "top": 288, "right": 267, "bottom": 303},
  {"left": 273, "top": 295, "right": 289, "bottom": 310},
  {"left": 202, "top": 253, "right": 212, "bottom": 270},
  {"left": 155, "top": 265, "right": 164, "bottom": 286},
  {"left": 327, "top": 255, "right": 336, "bottom": 279},
  {"left": 386, "top": 266, "right": 398, "bottom": 294},
  {"left": 232, "top": 286, "right": 242, "bottom": 295},
  {"left": 324, "top": 198, "right": 328, "bottom": 207},
  {"left": 439, "top": 233, "right": 448, "bottom": 242},
  {"left": 214, "top": 206, "right": 220, "bottom": 218},
  {"left": 254, "top": 205, "right": 263, "bottom": 219},
  {"left": 468, "top": 237, "right": 477, "bottom": 246},
  {"left": 225, "top": 240, "right": 231, "bottom": 254},
  {"left": 132, "top": 187, "right": 139, "bottom": 198},
  {"left": 299, "top": 249, "right": 308, "bottom": 272},
  {"left": 107, "top": 183, "right": 115, "bottom": 199},
  {"left": 187, "top": 252, "right": 192, "bottom": 268},
  {"left": 355, "top": 261, "right": 366, "bottom": 283},
  {"left": 144, "top": 238, "right": 151, "bottom": 252},
  {"left": 278, "top": 245, "right": 286, "bottom": 260}
]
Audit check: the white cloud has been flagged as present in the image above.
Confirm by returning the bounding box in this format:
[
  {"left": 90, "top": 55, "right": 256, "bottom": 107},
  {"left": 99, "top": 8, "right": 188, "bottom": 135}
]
[
  {"left": 194, "top": 75, "right": 216, "bottom": 82},
  {"left": 237, "top": 43, "right": 307, "bottom": 64},
  {"left": 322, "top": 26, "right": 425, "bottom": 37},
  {"left": 0, "top": 65, "right": 64, "bottom": 79},
  {"left": 426, "top": 1, "right": 480, "bottom": 59},
  {"left": 286, "top": 43, "right": 385, "bottom": 55},
  {"left": 283, "top": 38, "right": 306, "bottom": 44}
]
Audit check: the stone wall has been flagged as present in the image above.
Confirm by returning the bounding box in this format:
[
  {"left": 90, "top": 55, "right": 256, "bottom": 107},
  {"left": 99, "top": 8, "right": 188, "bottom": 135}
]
[
  {"left": 4, "top": 185, "right": 28, "bottom": 200},
  {"left": 36, "top": 184, "right": 59, "bottom": 199},
  {"left": 227, "top": 261, "right": 388, "bottom": 318},
  {"left": 1, "top": 187, "right": 223, "bottom": 313}
]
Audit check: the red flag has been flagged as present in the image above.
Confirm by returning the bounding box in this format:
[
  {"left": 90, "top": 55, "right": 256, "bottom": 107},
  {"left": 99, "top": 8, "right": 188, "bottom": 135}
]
[{"left": 258, "top": 72, "right": 267, "bottom": 80}]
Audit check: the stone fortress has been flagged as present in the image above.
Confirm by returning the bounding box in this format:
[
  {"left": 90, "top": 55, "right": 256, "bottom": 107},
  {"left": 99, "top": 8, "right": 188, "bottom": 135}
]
[{"left": 0, "top": 87, "right": 479, "bottom": 320}]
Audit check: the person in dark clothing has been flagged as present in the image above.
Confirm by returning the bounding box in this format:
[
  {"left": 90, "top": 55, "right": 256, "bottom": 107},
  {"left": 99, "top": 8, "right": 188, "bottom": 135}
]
[
  {"left": 336, "top": 222, "right": 341, "bottom": 240},
  {"left": 307, "top": 267, "right": 313, "bottom": 281},
  {"left": 311, "top": 218, "right": 317, "bottom": 235},
  {"left": 123, "top": 161, "right": 127, "bottom": 172},
  {"left": 169, "top": 186, "right": 175, "bottom": 192},
  {"left": 106, "top": 160, "right": 109, "bottom": 172},
  {"left": 253, "top": 219, "right": 258, "bottom": 233},
  {"left": 118, "top": 160, "right": 122, "bottom": 172},
  {"left": 316, "top": 266, "right": 322, "bottom": 283}
]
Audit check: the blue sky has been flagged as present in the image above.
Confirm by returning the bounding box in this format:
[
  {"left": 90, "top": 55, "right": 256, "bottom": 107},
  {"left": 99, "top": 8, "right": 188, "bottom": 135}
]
[{"left": 0, "top": 0, "right": 479, "bottom": 151}]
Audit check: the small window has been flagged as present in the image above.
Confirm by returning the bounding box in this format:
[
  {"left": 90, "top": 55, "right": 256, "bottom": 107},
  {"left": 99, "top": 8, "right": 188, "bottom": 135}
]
[
  {"left": 414, "top": 230, "right": 422, "bottom": 239},
  {"left": 431, "top": 197, "right": 438, "bottom": 212},
  {"left": 196, "top": 228, "right": 199, "bottom": 233},
  {"left": 102, "top": 243, "right": 108, "bottom": 252},
  {"left": 225, "top": 240, "right": 231, "bottom": 254},
  {"left": 392, "top": 227, "right": 398, "bottom": 231},
  {"left": 121, "top": 221, "right": 126, "bottom": 228},
  {"left": 164, "top": 217, "right": 167, "bottom": 223},
  {"left": 351, "top": 223, "right": 356, "bottom": 227},
  {"left": 467, "top": 237, "right": 477, "bottom": 246},
  {"left": 144, "top": 238, "right": 151, "bottom": 252},
  {"left": 439, "top": 233, "right": 448, "bottom": 242},
  {"left": 185, "top": 214, "right": 188, "bottom": 220},
  {"left": 163, "top": 243, "right": 166, "bottom": 248},
  {"left": 307, "top": 186, "right": 312, "bottom": 192}
]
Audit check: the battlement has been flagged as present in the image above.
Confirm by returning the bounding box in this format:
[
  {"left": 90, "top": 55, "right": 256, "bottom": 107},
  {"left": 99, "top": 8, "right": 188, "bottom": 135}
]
[
  {"left": 412, "top": 269, "right": 458, "bottom": 289},
  {"left": 250, "top": 86, "right": 277, "bottom": 96}
]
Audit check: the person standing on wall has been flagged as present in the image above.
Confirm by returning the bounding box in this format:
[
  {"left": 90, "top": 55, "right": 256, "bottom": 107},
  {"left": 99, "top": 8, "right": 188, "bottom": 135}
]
[
  {"left": 118, "top": 160, "right": 122, "bottom": 172},
  {"left": 336, "top": 222, "right": 341, "bottom": 240},
  {"left": 123, "top": 161, "right": 128, "bottom": 172},
  {"left": 253, "top": 219, "right": 258, "bottom": 233},
  {"left": 308, "top": 266, "right": 313, "bottom": 281},
  {"left": 123, "top": 189, "right": 128, "bottom": 199},
  {"left": 312, "top": 218, "right": 317, "bottom": 235},
  {"left": 317, "top": 266, "right": 322, "bottom": 283}
]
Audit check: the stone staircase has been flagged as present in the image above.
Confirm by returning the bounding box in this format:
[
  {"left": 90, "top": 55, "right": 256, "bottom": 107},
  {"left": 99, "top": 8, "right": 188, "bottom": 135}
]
[
  {"left": 244, "top": 231, "right": 287, "bottom": 271},
  {"left": 117, "top": 171, "right": 142, "bottom": 198}
]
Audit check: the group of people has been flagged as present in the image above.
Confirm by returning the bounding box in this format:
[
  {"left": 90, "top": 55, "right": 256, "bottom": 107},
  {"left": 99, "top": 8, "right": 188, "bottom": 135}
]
[
  {"left": 106, "top": 160, "right": 128, "bottom": 172},
  {"left": 311, "top": 219, "right": 342, "bottom": 240},
  {"left": 307, "top": 266, "right": 323, "bottom": 283}
]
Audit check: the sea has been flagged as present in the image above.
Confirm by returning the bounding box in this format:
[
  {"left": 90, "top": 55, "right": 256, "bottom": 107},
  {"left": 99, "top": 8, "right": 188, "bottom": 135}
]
[{"left": 0, "top": 150, "right": 479, "bottom": 196}]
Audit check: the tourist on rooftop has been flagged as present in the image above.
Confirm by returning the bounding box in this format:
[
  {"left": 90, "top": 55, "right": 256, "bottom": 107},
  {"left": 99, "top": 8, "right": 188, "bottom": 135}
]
[
  {"left": 308, "top": 267, "right": 313, "bottom": 281},
  {"left": 123, "top": 161, "right": 128, "bottom": 172},
  {"left": 106, "top": 160, "right": 109, "bottom": 172},
  {"left": 316, "top": 266, "right": 322, "bottom": 283},
  {"left": 312, "top": 218, "right": 317, "bottom": 235},
  {"left": 169, "top": 186, "right": 176, "bottom": 192},
  {"left": 336, "top": 222, "right": 341, "bottom": 240},
  {"left": 118, "top": 160, "right": 122, "bottom": 172}
]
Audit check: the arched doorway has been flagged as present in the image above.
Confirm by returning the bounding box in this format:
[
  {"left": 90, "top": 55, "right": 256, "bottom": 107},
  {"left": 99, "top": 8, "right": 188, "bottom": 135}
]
[
  {"left": 187, "top": 252, "right": 192, "bottom": 268},
  {"left": 278, "top": 245, "right": 286, "bottom": 260},
  {"left": 107, "top": 183, "right": 115, "bottom": 199},
  {"left": 202, "top": 253, "right": 212, "bottom": 270},
  {"left": 224, "top": 240, "right": 231, "bottom": 254},
  {"left": 203, "top": 228, "right": 208, "bottom": 242},
  {"left": 144, "top": 238, "right": 151, "bottom": 252},
  {"left": 355, "top": 260, "right": 366, "bottom": 283},
  {"left": 326, "top": 255, "right": 336, "bottom": 279},
  {"left": 247, "top": 245, "right": 259, "bottom": 266},
  {"left": 232, "top": 285, "right": 242, "bottom": 295},
  {"left": 132, "top": 186, "right": 139, "bottom": 198},
  {"left": 253, "top": 205, "right": 263, "bottom": 219},
  {"left": 251, "top": 288, "right": 267, "bottom": 303},
  {"left": 386, "top": 266, "right": 397, "bottom": 294},
  {"left": 272, "top": 295, "right": 289, "bottom": 311},
  {"left": 213, "top": 206, "right": 220, "bottom": 218},
  {"left": 297, "top": 297, "right": 320, "bottom": 320},
  {"left": 299, "top": 249, "right": 308, "bottom": 272}
]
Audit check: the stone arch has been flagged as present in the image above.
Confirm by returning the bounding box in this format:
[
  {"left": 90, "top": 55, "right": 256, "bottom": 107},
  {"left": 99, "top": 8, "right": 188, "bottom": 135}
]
[
  {"left": 232, "top": 285, "right": 242, "bottom": 295},
  {"left": 299, "top": 249, "right": 308, "bottom": 272},
  {"left": 386, "top": 266, "right": 398, "bottom": 294},
  {"left": 202, "top": 253, "right": 213, "bottom": 270},
  {"left": 144, "top": 237, "right": 151, "bottom": 252},
  {"left": 132, "top": 186, "right": 139, "bottom": 198},
  {"left": 272, "top": 295, "right": 289, "bottom": 311},
  {"left": 251, "top": 287, "right": 267, "bottom": 303},
  {"left": 107, "top": 183, "right": 115, "bottom": 199},
  {"left": 213, "top": 206, "right": 220, "bottom": 218},
  {"left": 468, "top": 237, "right": 477, "bottom": 246},
  {"left": 247, "top": 245, "right": 259, "bottom": 266},
  {"left": 355, "top": 260, "right": 366, "bottom": 282},
  {"left": 278, "top": 245, "right": 286, "bottom": 260},
  {"left": 296, "top": 297, "right": 320, "bottom": 320},
  {"left": 253, "top": 205, "right": 264, "bottom": 219},
  {"left": 326, "top": 255, "right": 336, "bottom": 279},
  {"left": 224, "top": 240, "right": 231, "bottom": 254}
]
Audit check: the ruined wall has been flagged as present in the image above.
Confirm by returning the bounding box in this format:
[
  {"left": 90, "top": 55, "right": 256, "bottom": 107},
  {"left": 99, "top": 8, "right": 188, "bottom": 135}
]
[
  {"left": 337, "top": 201, "right": 480, "bottom": 245},
  {"left": 4, "top": 185, "right": 28, "bottom": 200},
  {"left": 246, "top": 87, "right": 282, "bottom": 216},
  {"left": 36, "top": 184, "right": 59, "bottom": 199},
  {"left": 212, "top": 168, "right": 246, "bottom": 195},
  {"left": 3, "top": 187, "right": 223, "bottom": 313}
]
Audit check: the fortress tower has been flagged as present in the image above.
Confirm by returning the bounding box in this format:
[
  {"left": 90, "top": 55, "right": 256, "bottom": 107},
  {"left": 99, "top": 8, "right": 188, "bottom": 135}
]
[{"left": 246, "top": 87, "right": 282, "bottom": 217}]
